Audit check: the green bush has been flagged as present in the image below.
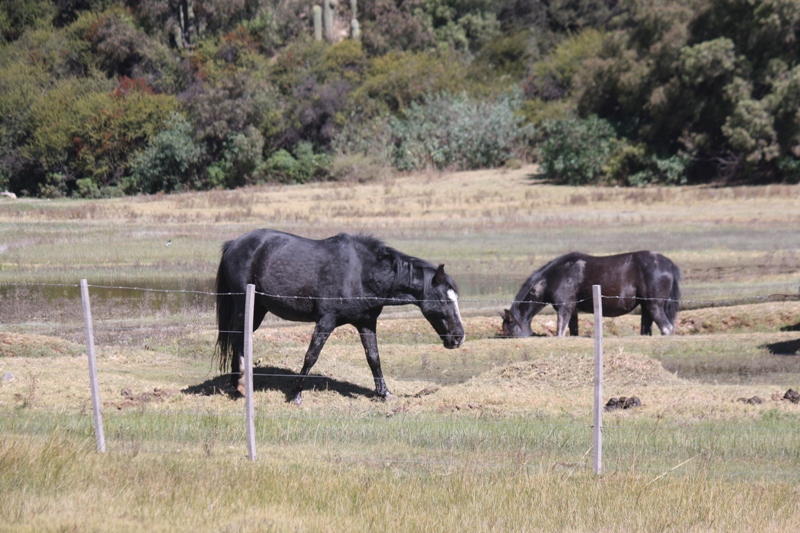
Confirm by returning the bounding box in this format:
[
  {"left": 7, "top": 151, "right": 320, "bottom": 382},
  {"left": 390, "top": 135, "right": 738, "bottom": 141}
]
[
  {"left": 264, "top": 142, "right": 331, "bottom": 184},
  {"left": 776, "top": 156, "right": 800, "bottom": 184},
  {"left": 354, "top": 50, "right": 468, "bottom": 115},
  {"left": 126, "top": 112, "right": 204, "bottom": 193},
  {"left": 529, "top": 29, "right": 605, "bottom": 100},
  {"left": 470, "top": 31, "right": 534, "bottom": 82},
  {"left": 604, "top": 142, "right": 690, "bottom": 186},
  {"left": 539, "top": 116, "right": 616, "bottom": 184},
  {"left": 331, "top": 115, "right": 393, "bottom": 165},
  {"left": 37, "top": 172, "right": 69, "bottom": 198},
  {"left": 74, "top": 78, "right": 178, "bottom": 187},
  {"left": 207, "top": 126, "right": 266, "bottom": 189},
  {"left": 0, "top": 0, "right": 54, "bottom": 42},
  {"left": 390, "top": 91, "right": 534, "bottom": 171}
]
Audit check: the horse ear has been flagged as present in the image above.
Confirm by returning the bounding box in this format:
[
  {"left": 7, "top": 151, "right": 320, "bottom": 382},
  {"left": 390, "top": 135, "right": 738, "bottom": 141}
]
[{"left": 432, "top": 264, "right": 446, "bottom": 286}]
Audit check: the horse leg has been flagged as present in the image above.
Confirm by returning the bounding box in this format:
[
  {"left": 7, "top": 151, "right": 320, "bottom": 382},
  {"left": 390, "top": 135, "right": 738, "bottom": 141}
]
[
  {"left": 643, "top": 301, "right": 673, "bottom": 335},
  {"left": 568, "top": 312, "right": 579, "bottom": 336},
  {"left": 555, "top": 304, "right": 574, "bottom": 337},
  {"left": 640, "top": 308, "right": 654, "bottom": 336},
  {"left": 356, "top": 318, "right": 392, "bottom": 399},
  {"left": 288, "top": 319, "right": 334, "bottom": 406},
  {"left": 232, "top": 305, "right": 269, "bottom": 395}
]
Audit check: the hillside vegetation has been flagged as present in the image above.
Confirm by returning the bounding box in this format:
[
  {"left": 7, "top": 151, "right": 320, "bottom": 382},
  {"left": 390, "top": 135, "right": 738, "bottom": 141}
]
[{"left": 1, "top": 0, "right": 799, "bottom": 198}]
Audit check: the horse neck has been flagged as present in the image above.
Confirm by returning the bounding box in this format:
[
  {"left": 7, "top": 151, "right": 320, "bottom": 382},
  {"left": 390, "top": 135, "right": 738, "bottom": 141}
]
[
  {"left": 511, "top": 272, "right": 548, "bottom": 325},
  {"left": 385, "top": 260, "right": 427, "bottom": 306}
]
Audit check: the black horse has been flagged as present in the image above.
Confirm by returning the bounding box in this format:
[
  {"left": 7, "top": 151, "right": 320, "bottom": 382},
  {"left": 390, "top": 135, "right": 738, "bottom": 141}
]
[
  {"left": 215, "top": 229, "right": 465, "bottom": 405},
  {"left": 501, "top": 251, "right": 680, "bottom": 338}
]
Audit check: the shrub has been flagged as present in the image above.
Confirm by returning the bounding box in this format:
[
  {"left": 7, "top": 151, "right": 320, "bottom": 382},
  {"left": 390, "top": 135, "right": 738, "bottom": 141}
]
[
  {"left": 328, "top": 153, "right": 394, "bottom": 183},
  {"left": 471, "top": 30, "right": 535, "bottom": 81},
  {"left": 390, "top": 91, "right": 534, "bottom": 171},
  {"left": 0, "top": 0, "right": 54, "bottom": 42},
  {"left": 126, "top": 112, "right": 204, "bottom": 193},
  {"left": 776, "top": 156, "right": 800, "bottom": 184},
  {"left": 360, "top": 0, "right": 436, "bottom": 55},
  {"left": 207, "top": 126, "right": 266, "bottom": 189},
  {"left": 264, "top": 142, "right": 330, "bottom": 184},
  {"left": 604, "top": 142, "right": 689, "bottom": 186},
  {"left": 355, "top": 50, "right": 468, "bottom": 114},
  {"left": 181, "top": 72, "right": 269, "bottom": 157},
  {"left": 321, "top": 40, "right": 368, "bottom": 85},
  {"left": 73, "top": 77, "right": 178, "bottom": 187},
  {"left": 539, "top": 115, "right": 616, "bottom": 184},
  {"left": 38, "top": 172, "right": 69, "bottom": 198},
  {"left": 74, "top": 177, "right": 101, "bottom": 198},
  {"left": 331, "top": 115, "right": 393, "bottom": 165},
  {"left": 526, "top": 29, "right": 605, "bottom": 101}
]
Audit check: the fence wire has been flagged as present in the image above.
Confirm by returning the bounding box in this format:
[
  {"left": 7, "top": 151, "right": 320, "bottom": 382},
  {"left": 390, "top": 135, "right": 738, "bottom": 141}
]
[{"left": 1, "top": 281, "right": 798, "bottom": 306}]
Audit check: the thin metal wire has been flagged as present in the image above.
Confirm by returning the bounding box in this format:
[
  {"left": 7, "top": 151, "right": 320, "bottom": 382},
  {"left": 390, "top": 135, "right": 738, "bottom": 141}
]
[{"left": 1, "top": 281, "right": 796, "bottom": 307}]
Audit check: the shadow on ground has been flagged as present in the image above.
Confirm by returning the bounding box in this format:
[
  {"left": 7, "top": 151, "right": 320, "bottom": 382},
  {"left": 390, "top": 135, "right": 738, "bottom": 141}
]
[
  {"left": 182, "top": 365, "right": 375, "bottom": 401},
  {"left": 764, "top": 338, "right": 800, "bottom": 356}
]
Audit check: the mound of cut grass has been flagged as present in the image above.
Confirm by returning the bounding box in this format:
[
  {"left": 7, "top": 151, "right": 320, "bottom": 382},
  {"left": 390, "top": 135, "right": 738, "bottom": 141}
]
[{"left": 0, "top": 333, "right": 84, "bottom": 358}]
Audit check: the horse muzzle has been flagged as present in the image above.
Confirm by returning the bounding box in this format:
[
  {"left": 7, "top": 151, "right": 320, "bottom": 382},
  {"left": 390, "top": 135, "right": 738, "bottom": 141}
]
[{"left": 442, "top": 332, "right": 464, "bottom": 349}]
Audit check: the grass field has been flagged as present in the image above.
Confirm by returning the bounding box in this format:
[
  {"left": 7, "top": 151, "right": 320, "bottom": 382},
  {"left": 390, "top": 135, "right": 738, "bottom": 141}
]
[{"left": 1, "top": 166, "right": 800, "bottom": 531}]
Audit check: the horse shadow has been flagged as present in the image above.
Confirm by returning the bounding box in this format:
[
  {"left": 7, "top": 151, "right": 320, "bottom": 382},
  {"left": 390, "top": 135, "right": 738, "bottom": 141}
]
[
  {"left": 764, "top": 338, "right": 800, "bottom": 356},
  {"left": 760, "top": 322, "right": 800, "bottom": 356},
  {"left": 182, "top": 365, "right": 375, "bottom": 401}
]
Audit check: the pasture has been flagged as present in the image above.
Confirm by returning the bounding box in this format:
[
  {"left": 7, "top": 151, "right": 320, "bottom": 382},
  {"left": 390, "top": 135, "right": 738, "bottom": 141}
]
[{"left": 1, "top": 165, "right": 800, "bottom": 531}]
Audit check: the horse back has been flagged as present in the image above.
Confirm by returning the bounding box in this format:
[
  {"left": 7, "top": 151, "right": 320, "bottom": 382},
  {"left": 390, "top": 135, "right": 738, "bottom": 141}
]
[{"left": 557, "top": 251, "right": 675, "bottom": 315}]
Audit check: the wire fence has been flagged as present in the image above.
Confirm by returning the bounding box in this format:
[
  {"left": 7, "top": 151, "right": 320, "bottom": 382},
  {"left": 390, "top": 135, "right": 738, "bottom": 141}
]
[
  {"left": 3, "top": 280, "right": 799, "bottom": 305},
  {"left": 1, "top": 280, "right": 799, "bottom": 478}
]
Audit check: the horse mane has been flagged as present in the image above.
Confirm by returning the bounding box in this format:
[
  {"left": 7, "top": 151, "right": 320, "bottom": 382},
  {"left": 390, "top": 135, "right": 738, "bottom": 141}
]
[
  {"left": 350, "top": 233, "right": 450, "bottom": 292},
  {"left": 352, "top": 233, "right": 434, "bottom": 270}
]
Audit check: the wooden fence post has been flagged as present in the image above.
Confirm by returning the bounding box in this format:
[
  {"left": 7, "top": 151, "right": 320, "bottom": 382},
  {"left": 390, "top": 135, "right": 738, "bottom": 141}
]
[
  {"left": 592, "top": 284, "right": 603, "bottom": 474},
  {"left": 80, "top": 279, "right": 106, "bottom": 453},
  {"left": 244, "top": 284, "right": 257, "bottom": 461}
]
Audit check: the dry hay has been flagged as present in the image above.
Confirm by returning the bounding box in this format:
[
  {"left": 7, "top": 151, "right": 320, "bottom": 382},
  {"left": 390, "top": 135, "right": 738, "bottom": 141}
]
[
  {"left": 484, "top": 346, "right": 681, "bottom": 388},
  {"left": 381, "top": 347, "right": 680, "bottom": 417},
  {"left": 677, "top": 301, "right": 800, "bottom": 335},
  {"left": 0, "top": 332, "right": 84, "bottom": 358}
]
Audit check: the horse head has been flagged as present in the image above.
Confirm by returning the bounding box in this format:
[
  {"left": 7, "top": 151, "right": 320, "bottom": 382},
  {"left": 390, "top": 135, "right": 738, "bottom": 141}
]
[
  {"left": 500, "top": 308, "right": 522, "bottom": 337},
  {"left": 500, "top": 308, "right": 533, "bottom": 337},
  {"left": 419, "top": 264, "right": 465, "bottom": 349}
]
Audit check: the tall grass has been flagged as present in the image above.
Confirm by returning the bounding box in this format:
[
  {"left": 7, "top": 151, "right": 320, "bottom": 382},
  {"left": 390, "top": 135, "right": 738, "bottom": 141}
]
[{"left": 2, "top": 421, "right": 799, "bottom": 531}]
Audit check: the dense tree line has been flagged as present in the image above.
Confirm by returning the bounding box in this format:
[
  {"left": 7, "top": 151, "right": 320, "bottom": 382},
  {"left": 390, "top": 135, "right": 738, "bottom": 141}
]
[{"left": 0, "top": 0, "right": 798, "bottom": 197}]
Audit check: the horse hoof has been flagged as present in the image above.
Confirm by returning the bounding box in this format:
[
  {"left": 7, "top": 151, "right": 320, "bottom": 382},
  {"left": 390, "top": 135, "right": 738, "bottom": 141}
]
[{"left": 381, "top": 392, "right": 396, "bottom": 402}]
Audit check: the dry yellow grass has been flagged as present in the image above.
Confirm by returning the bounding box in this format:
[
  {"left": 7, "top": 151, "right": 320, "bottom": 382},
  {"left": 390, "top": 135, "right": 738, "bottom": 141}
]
[
  {"left": 4, "top": 165, "right": 798, "bottom": 228},
  {"left": 1, "top": 166, "right": 800, "bottom": 531}
]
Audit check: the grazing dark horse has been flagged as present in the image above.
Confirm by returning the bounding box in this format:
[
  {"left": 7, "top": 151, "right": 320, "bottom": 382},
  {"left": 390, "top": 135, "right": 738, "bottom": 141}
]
[
  {"left": 501, "top": 251, "right": 680, "bottom": 338},
  {"left": 216, "top": 229, "right": 465, "bottom": 405}
]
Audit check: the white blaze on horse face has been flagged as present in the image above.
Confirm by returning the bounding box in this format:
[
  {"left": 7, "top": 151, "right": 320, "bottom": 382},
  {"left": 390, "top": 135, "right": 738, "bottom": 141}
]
[{"left": 447, "top": 289, "right": 465, "bottom": 343}]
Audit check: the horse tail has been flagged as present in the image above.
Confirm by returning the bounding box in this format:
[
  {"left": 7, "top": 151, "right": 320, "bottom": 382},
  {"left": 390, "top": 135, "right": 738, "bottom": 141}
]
[
  {"left": 664, "top": 261, "right": 681, "bottom": 326},
  {"left": 215, "top": 241, "right": 234, "bottom": 373}
]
